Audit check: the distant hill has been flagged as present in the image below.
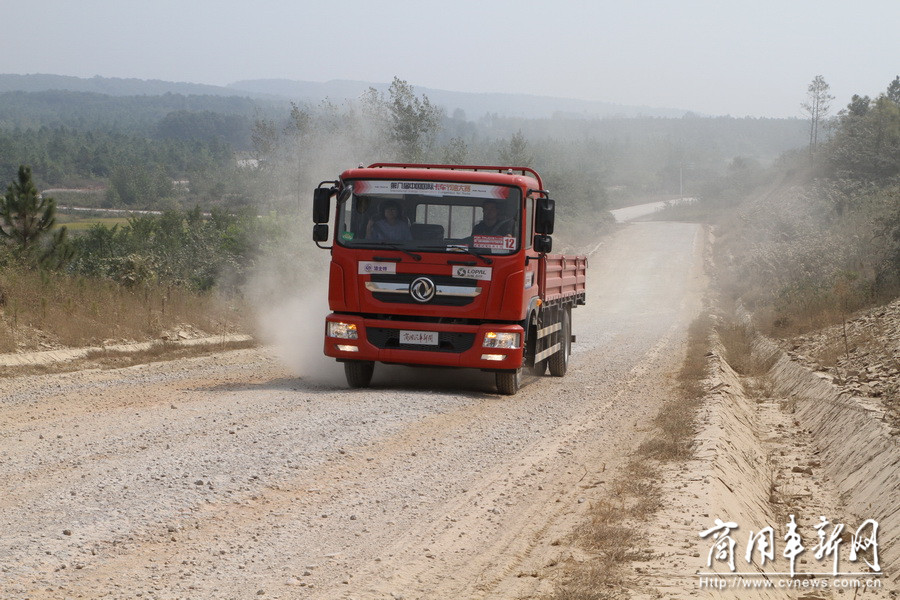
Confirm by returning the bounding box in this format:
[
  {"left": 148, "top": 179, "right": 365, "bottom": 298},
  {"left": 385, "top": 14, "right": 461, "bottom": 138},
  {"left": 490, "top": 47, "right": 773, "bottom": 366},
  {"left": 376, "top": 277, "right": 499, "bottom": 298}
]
[
  {"left": 0, "top": 73, "right": 689, "bottom": 120},
  {"left": 0, "top": 89, "right": 260, "bottom": 136},
  {"left": 226, "top": 78, "right": 690, "bottom": 119},
  {"left": 0, "top": 74, "right": 246, "bottom": 98}
]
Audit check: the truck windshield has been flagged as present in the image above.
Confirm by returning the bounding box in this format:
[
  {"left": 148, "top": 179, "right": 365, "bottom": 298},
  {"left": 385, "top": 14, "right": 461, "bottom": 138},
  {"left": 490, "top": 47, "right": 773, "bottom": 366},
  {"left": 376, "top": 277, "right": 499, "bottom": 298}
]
[{"left": 335, "top": 179, "right": 522, "bottom": 255}]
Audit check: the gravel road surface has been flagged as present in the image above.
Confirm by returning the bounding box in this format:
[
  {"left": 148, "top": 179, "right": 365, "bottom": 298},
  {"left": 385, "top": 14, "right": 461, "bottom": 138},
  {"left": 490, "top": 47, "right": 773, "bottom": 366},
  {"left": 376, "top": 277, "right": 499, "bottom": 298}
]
[{"left": 0, "top": 221, "right": 706, "bottom": 599}]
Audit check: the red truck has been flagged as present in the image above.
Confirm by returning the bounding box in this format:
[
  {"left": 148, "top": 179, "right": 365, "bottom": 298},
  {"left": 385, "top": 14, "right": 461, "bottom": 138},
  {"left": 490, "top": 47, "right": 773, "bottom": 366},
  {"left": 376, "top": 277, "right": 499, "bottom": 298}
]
[{"left": 312, "top": 163, "right": 586, "bottom": 395}]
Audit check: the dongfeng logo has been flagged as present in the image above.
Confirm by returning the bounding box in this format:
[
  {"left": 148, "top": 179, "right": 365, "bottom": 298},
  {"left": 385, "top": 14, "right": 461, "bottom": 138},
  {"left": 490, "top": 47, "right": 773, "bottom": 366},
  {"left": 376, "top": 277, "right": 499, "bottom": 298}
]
[{"left": 409, "top": 277, "right": 436, "bottom": 302}]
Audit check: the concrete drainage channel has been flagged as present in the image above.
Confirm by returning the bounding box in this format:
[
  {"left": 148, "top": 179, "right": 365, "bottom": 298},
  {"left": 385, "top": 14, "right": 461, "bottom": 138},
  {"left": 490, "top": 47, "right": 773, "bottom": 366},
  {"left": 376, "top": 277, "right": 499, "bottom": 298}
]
[
  {"left": 762, "top": 335, "right": 898, "bottom": 583},
  {"left": 640, "top": 331, "right": 895, "bottom": 598}
]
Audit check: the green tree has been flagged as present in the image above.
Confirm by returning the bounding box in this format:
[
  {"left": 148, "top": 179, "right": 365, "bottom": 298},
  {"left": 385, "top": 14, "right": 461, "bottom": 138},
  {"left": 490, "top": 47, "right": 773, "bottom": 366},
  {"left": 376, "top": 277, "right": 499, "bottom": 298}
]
[
  {"left": 40, "top": 227, "right": 76, "bottom": 270},
  {"left": 284, "top": 101, "right": 312, "bottom": 205},
  {"left": 846, "top": 94, "right": 871, "bottom": 117},
  {"left": 887, "top": 76, "right": 900, "bottom": 104},
  {"left": 0, "top": 165, "right": 73, "bottom": 267},
  {"left": 386, "top": 77, "right": 443, "bottom": 162},
  {"left": 827, "top": 82, "right": 900, "bottom": 180},
  {"left": 1, "top": 165, "right": 57, "bottom": 252},
  {"left": 441, "top": 137, "right": 468, "bottom": 164},
  {"left": 106, "top": 164, "right": 173, "bottom": 207},
  {"left": 500, "top": 130, "right": 533, "bottom": 166},
  {"left": 250, "top": 116, "right": 278, "bottom": 164}
]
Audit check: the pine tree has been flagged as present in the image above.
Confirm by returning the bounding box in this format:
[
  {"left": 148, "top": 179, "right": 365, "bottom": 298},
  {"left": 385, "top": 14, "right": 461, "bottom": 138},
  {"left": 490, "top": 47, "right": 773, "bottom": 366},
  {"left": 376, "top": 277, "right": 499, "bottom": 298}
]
[
  {"left": 887, "top": 76, "right": 900, "bottom": 104},
  {"left": 0, "top": 165, "right": 72, "bottom": 267}
]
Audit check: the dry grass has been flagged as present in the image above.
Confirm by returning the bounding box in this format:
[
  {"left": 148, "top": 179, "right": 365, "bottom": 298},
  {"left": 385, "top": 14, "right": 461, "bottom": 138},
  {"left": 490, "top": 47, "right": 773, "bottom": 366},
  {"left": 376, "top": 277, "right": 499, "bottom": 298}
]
[
  {"left": 81, "top": 338, "right": 255, "bottom": 367},
  {"left": 551, "top": 465, "right": 656, "bottom": 599},
  {"left": 712, "top": 179, "right": 899, "bottom": 338},
  {"left": 578, "top": 500, "right": 639, "bottom": 559},
  {"left": 810, "top": 338, "right": 847, "bottom": 368},
  {"left": 552, "top": 565, "right": 630, "bottom": 600},
  {"left": 745, "top": 375, "right": 776, "bottom": 400},
  {"left": 637, "top": 391, "right": 703, "bottom": 461},
  {"left": 551, "top": 466, "right": 658, "bottom": 599},
  {"left": 780, "top": 396, "right": 799, "bottom": 415},
  {"left": 618, "top": 462, "right": 663, "bottom": 517},
  {"left": 0, "top": 268, "right": 249, "bottom": 353},
  {"left": 551, "top": 314, "right": 713, "bottom": 599},
  {"left": 555, "top": 496, "right": 641, "bottom": 600},
  {"left": 810, "top": 326, "right": 882, "bottom": 369},
  {"left": 638, "top": 314, "right": 713, "bottom": 461},
  {"left": 678, "top": 315, "right": 713, "bottom": 395},
  {"left": 716, "top": 321, "right": 777, "bottom": 376}
]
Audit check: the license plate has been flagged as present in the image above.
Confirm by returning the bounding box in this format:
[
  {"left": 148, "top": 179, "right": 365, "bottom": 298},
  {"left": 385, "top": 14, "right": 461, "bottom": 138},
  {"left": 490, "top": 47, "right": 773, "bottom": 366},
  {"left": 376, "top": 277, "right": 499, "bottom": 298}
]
[{"left": 399, "top": 330, "right": 439, "bottom": 346}]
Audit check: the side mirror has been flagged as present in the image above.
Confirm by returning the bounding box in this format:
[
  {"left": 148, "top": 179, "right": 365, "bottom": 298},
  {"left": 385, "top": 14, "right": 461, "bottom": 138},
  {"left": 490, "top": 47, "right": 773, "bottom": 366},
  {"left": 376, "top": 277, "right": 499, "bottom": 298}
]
[
  {"left": 313, "top": 188, "right": 332, "bottom": 224},
  {"left": 534, "top": 234, "right": 552, "bottom": 254},
  {"left": 313, "top": 224, "right": 329, "bottom": 242},
  {"left": 535, "top": 198, "right": 555, "bottom": 234}
]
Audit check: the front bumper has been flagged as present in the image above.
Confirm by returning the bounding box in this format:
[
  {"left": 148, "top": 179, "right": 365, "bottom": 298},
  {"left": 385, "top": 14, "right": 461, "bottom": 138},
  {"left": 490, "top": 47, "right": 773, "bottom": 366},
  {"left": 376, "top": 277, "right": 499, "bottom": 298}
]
[{"left": 323, "top": 314, "right": 524, "bottom": 370}]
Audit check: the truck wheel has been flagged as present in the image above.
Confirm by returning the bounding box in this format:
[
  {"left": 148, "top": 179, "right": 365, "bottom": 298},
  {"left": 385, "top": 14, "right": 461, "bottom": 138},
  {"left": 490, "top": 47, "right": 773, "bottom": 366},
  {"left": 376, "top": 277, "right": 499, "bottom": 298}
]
[
  {"left": 548, "top": 309, "right": 570, "bottom": 377},
  {"left": 495, "top": 368, "right": 523, "bottom": 395},
  {"left": 344, "top": 360, "right": 374, "bottom": 388}
]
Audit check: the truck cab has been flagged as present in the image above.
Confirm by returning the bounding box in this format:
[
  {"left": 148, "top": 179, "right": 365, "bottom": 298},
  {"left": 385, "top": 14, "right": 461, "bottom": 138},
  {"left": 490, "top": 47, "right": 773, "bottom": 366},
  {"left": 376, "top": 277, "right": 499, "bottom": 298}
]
[{"left": 313, "top": 163, "right": 586, "bottom": 394}]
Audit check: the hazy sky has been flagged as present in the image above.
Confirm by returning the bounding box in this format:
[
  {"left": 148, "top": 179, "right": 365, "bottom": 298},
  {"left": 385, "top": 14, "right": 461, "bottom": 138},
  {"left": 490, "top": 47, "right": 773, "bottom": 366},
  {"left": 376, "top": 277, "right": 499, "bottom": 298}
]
[{"left": 3, "top": 0, "right": 897, "bottom": 118}]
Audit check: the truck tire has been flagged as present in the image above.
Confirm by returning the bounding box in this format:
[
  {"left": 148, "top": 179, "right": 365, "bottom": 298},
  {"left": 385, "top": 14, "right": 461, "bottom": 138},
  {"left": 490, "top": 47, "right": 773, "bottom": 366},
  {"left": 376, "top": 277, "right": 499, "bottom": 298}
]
[
  {"left": 495, "top": 368, "right": 523, "bottom": 395},
  {"left": 344, "top": 360, "right": 374, "bottom": 388},
  {"left": 548, "top": 309, "right": 570, "bottom": 377}
]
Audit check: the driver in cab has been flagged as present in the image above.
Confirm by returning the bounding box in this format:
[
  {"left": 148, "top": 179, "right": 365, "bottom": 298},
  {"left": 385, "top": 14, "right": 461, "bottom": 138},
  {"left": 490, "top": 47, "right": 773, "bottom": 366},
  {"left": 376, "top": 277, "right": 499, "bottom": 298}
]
[
  {"left": 472, "top": 200, "right": 513, "bottom": 236},
  {"left": 367, "top": 200, "right": 412, "bottom": 241}
]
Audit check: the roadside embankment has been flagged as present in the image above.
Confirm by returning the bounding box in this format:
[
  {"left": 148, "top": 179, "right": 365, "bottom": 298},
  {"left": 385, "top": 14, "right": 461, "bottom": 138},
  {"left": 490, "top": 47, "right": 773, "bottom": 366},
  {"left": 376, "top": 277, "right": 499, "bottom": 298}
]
[
  {"left": 779, "top": 297, "right": 900, "bottom": 429},
  {"left": 634, "top": 319, "right": 895, "bottom": 598},
  {"left": 0, "top": 334, "right": 254, "bottom": 374},
  {"left": 637, "top": 338, "right": 787, "bottom": 599},
  {"left": 763, "top": 334, "right": 899, "bottom": 585}
]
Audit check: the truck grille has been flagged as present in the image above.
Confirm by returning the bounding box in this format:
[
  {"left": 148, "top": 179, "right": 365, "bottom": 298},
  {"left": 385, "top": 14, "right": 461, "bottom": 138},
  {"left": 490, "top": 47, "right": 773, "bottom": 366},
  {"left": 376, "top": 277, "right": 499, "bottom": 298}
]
[
  {"left": 366, "top": 328, "right": 476, "bottom": 353},
  {"left": 366, "top": 274, "right": 480, "bottom": 307}
]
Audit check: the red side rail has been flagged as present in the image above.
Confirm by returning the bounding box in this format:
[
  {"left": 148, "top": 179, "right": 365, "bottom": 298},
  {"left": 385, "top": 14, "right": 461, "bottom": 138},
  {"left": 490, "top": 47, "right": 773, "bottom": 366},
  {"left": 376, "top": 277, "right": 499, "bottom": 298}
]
[
  {"left": 540, "top": 254, "right": 588, "bottom": 304},
  {"left": 366, "top": 163, "right": 544, "bottom": 190}
]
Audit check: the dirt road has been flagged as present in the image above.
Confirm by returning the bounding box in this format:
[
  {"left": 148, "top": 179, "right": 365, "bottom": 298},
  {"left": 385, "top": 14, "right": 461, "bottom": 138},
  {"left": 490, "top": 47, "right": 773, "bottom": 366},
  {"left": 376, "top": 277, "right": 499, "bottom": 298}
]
[{"left": 0, "top": 221, "right": 706, "bottom": 599}]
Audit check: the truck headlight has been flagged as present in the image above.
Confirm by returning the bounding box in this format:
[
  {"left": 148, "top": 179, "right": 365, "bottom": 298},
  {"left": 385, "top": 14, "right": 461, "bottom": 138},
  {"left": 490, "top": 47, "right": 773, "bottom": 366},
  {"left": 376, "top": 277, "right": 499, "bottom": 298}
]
[
  {"left": 483, "top": 332, "right": 521, "bottom": 349},
  {"left": 327, "top": 321, "right": 358, "bottom": 339}
]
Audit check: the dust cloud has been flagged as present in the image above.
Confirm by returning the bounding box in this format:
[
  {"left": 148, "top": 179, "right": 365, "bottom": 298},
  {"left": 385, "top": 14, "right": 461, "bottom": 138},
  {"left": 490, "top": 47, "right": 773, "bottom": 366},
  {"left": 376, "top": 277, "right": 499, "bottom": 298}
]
[
  {"left": 248, "top": 272, "right": 341, "bottom": 387},
  {"left": 240, "top": 175, "right": 341, "bottom": 385},
  {"left": 240, "top": 101, "right": 386, "bottom": 385}
]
